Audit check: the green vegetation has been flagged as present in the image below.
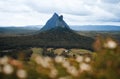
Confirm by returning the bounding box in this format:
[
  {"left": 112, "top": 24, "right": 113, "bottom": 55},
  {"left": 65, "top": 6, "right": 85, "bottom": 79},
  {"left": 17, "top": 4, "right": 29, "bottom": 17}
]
[
  {"left": 0, "top": 27, "right": 94, "bottom": 50},
  {"left": 0, "top": 27, "right": 120, "bottom": 79},
  {"left": 0, "top": 37, "right": 120, "bottom": 79}
]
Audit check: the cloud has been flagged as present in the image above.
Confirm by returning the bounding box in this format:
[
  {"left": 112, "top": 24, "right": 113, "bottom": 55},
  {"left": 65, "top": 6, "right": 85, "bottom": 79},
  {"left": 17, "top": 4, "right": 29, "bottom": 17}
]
[
  {"left": 0, "top": 12, "right": 52, "bottom": 26},
  {"left": 101, "top": 0, "right": 120, "bottom": 4},
  {"left": 26, "top": 0, "right": 91, "bottom": 16},
  {"left": 0, "top": 0, "right": 32, "bottom": 13},
  {"left": 0, "top": 0, "right": 120, "bottom": 26}
]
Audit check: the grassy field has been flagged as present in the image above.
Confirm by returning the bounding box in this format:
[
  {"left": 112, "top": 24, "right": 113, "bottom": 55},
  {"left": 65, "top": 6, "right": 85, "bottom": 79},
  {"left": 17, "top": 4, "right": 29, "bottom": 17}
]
[
  {"left": 0, "top": 29, "right": 120, "bottom": 79},
  {"left": 0, "top": 37, "right": 120, "bottom": 79},
  {"left": 0, "top": 28, "right": 94, "bottom": 50}
]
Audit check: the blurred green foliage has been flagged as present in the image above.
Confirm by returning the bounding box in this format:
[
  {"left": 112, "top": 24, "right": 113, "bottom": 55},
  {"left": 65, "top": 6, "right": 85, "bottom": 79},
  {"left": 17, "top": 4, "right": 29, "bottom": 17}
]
[{"left": 0, "top": 37, "right": 120, "bottom": 79}]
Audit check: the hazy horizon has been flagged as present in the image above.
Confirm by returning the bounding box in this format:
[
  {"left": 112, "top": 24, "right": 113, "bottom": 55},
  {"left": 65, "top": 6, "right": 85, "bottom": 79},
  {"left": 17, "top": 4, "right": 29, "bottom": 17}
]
[{"left": 0, "top": 24, "right": 120, "bottom": 27}]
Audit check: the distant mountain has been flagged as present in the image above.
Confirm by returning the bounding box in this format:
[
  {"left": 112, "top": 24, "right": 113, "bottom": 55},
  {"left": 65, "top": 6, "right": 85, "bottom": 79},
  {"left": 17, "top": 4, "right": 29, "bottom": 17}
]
[
  {"left": 0, "top": 25, "right": 41, "bottom": 35},
  {"left": 40, "top": 13, "right": 70, "bottom": 32},
  {"left": 71, "top": 25, "right": 120, "bottom": 31},
  {"left": 0, "top": 25, "right": 41, "bottom": 31}
]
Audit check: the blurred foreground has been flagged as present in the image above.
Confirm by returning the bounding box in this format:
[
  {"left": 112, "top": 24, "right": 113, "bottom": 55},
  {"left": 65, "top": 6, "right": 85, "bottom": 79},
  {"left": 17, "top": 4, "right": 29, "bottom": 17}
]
[{"left": 0, "top": 37, "right": 120, "bottom": 79}]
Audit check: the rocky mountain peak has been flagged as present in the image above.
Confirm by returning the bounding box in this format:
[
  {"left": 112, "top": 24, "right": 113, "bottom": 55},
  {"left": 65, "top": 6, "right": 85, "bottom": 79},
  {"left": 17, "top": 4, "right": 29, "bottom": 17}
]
[{"left": 40, "top": 13, "right": 70, "bottom": 32}]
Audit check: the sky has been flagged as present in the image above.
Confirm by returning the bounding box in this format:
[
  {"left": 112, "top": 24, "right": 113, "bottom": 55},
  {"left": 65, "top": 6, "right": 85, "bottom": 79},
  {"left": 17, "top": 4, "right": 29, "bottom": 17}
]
[{"left": 0, "top": 0, "right": 120, "bottom": 26}]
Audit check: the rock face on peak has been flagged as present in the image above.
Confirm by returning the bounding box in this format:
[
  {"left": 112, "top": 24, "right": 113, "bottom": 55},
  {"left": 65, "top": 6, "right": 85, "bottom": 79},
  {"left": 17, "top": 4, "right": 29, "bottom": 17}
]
[{"left": 40, "top": 13, "right": 70, "bottom": 32}]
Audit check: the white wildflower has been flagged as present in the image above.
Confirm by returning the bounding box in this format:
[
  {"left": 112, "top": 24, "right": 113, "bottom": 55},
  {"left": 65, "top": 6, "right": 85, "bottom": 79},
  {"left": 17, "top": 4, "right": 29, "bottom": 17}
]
[
  {"left": 41, "top": 61, "right": 50, "bottom": 68},
  {"left": 34, "top": 56, "right": 43, "bottom": 64},
  {"left": 16, "top": 69, "right": 27, "bottom": 79},
  {"left": 35, "top": 56, "right": 50, "bottom": 68},
  {"left": 85, "top": 57, "right": 91, "bottom": 63},
  {"left": 44, "top": 56, "right": 52, "bottom": 63},
  {"left": 3, "top": 64, "right": 14, "bottom": 75},
  {"left": 80, "top": 63, "right": 91, "bottom": 72},
  {"left": 49, "top": 68, "right": 58, "bottom": 78},
  {"left": 55, "top": 56, "right": 64, "bottom": 63},
  {"left": 104, "top": 40, "right": 117, "bottom": 49},
  {"left": 67, "top": 66, "right": 78, "bottom": 76},
  {"left": 64, "top": 50, "right": 69, "bottom": 53},
  {"left": 62, "top": 61, "right": 70, "bottom": 68},
  {"left": 0, "top": 56, "right": 9, "bottom": 65},
  {"left": 76, "top": 56, "right": 83, "bottom": 63}
]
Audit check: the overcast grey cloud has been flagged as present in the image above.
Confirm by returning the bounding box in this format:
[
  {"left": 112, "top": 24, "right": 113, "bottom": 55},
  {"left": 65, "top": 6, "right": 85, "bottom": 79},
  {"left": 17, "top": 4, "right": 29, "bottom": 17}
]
[
  {"left": 0, "top": 0, "right": 120, "bottom": 26},
  {"left": 101, "top": 0, "right": 120, "bottom": 4}
]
